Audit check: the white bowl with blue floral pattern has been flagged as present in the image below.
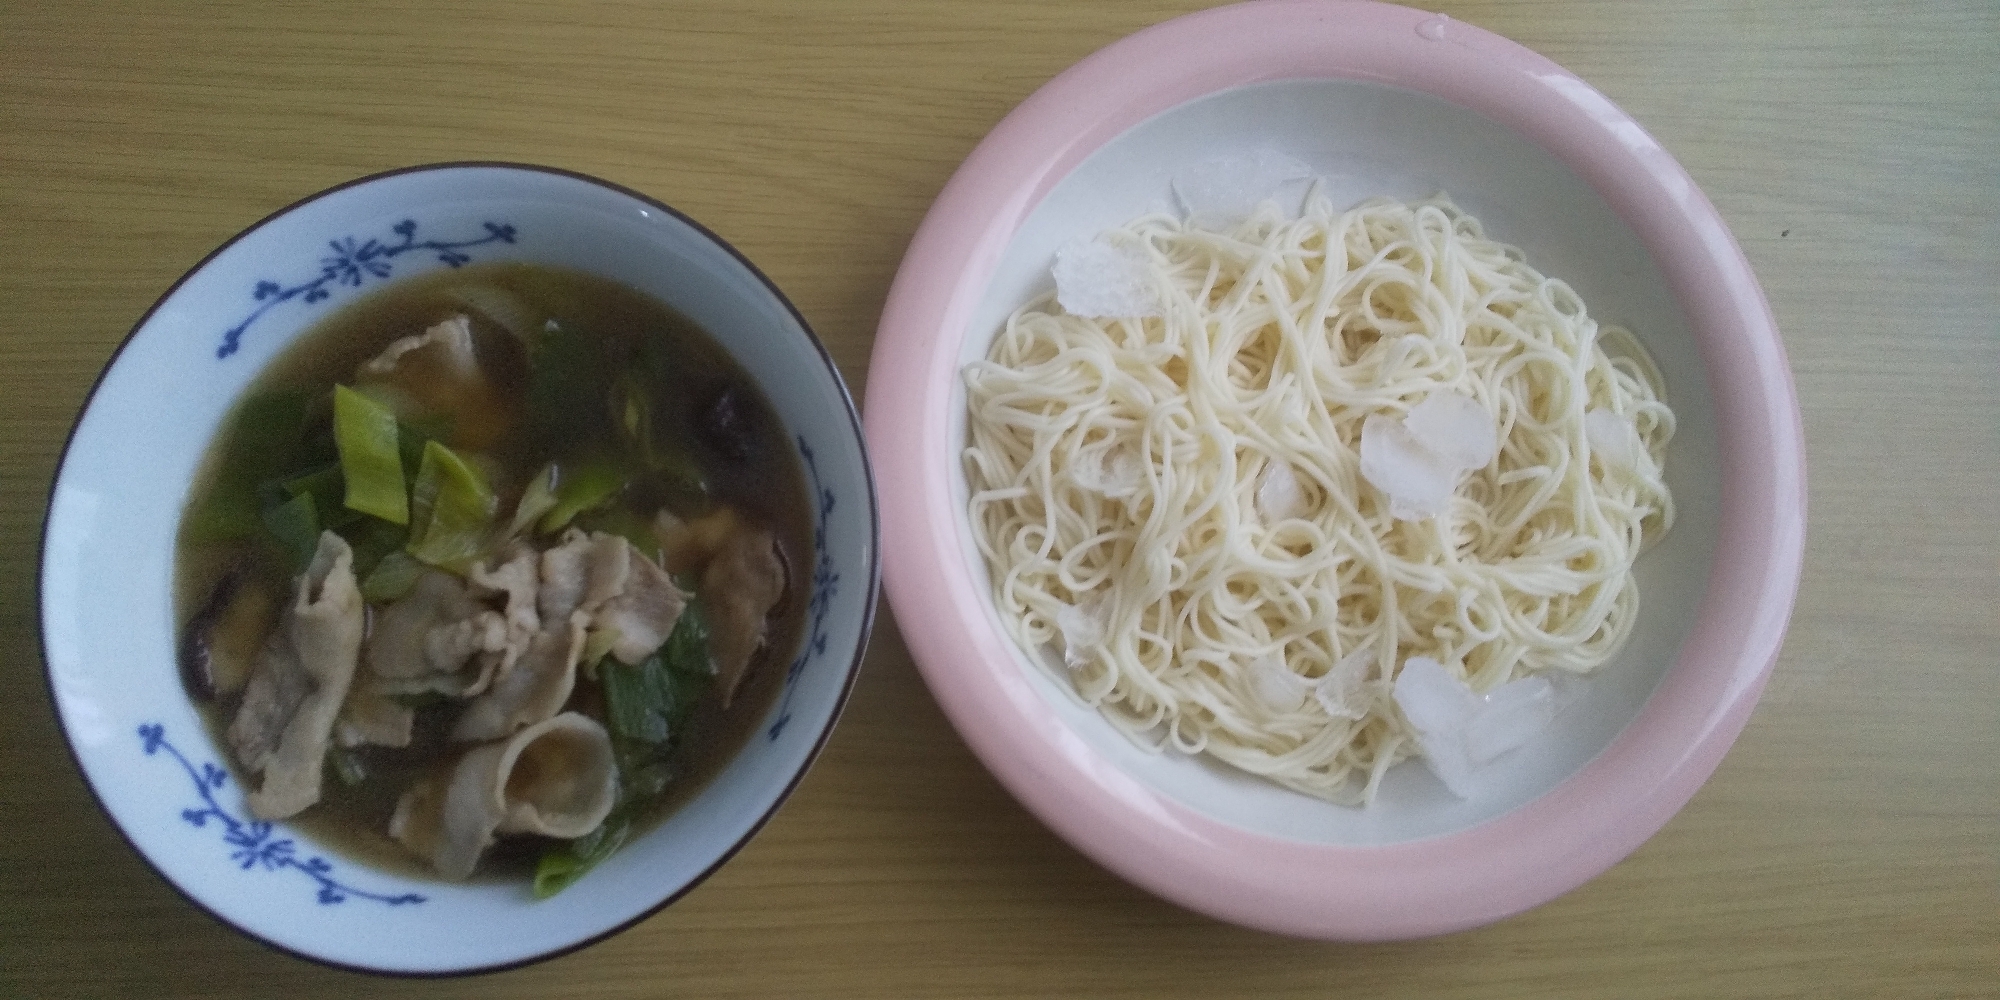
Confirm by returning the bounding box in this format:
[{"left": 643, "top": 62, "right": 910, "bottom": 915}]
[{"left": 39, "top": 163, "right": 880, "bottom": 974}]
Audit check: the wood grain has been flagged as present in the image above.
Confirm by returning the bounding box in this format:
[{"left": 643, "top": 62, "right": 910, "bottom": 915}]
[{"left": 2, "top": 1, "right": 1994, "bottom": 996}]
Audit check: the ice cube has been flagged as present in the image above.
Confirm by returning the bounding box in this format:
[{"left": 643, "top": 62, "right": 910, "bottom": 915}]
[
  {"left": 1171, "top": 150, "right": 1315, "bottom": 227},
  {"left": 1256, "top": 459, "right": 1308, "bottom": 523},
  {"left": 1465, "top": 676, "right": 1554, "bottom": 764},
  {"left": 1075, "top": 445, "right": 1142, "bottom": 498},
  {"left": 1314, "top": 648, "right": 1373, "bottom": 720},
  {"left": 1396, "top": 658, "right": 1561, "bottom": 798},
  {"left": 1249, "top": 652, "right": 1308, "bottom": 713},
  {"left": 1584, "top": 407, "right": 1635, "bottom": 471},
  {"left": 1053, "top": 237, "right": 1163, "bottom": 319},
  {"left": 1404, "top": 390, "right": 1497, "bottom": 470},
  {"left": 1393, "top": 657, "right": 1480, "bottom": 798},
  {"left": 1055, "top": 594, "right": 1107, "bottom": 671},
  {"left": 1359, "top": 413, "right": 1460, "bottom": 520},
  {"left": 1393, "top": 657, "right": 1476, "bottom": 732}
]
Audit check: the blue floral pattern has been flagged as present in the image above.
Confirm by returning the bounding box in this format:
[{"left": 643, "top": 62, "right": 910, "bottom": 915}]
[
  {"left": 137, "top": 723, "right": 425, "bottom": 906},
  {"left": 767, "top": 435, "right": 840, "bottom": 741},
  {"left": 217, "top": 218, "right": 517, "bottom": 359}
]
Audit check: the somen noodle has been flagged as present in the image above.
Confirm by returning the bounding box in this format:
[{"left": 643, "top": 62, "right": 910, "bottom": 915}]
[{"left": 962, "top": 194, "right": 1674, "bottom": 803}]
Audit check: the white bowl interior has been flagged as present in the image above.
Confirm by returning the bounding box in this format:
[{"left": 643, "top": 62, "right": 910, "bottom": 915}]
[
  {"left": 949, "top": 79, "right": 1721, "bottom": 846},
  {"left": 42, "top": 166, "right": 874, "bottom": 972}
]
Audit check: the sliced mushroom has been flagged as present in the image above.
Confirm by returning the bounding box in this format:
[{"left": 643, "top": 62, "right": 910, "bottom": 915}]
[{"left": 178, "top": 564, "right": 245, "bottom": 702}]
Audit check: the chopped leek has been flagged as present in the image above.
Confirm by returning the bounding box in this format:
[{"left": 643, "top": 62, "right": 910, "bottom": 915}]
[
  {"left": 280, "top": 463, "right": 359, "bottom": 531},
  {"left": 340, "top": 515, "right": 410, "bottom": 583},
  {"left": 601, "top": 655, "right": 673, "bottom": 744},
  {"left": 396, "top": 414, "right": 449, "bottom": 480},
  {"left": 507, "top": 462, "right": 560, "bottom": 537},
  {"left": 600, "top": 600, "right": 712, "bottom": 746},
  {"left": 581, "top": 627, "right": 623, "bottom": 673},
  {"left": 532, "top": 811, "right": 630, "bottom": 899},
  {"left": 538, "top": 456, "right": 625, "bottom": 533},
  {"left": 261, "top": 492, "right": 319, "bottom": 572},
  {"left": 333, "top": 385, "right": 408, "bottom": 525},
  {"left": 184, "top": 391, "right": 314, "bottom": 543},
  {"left": 611, "top": 738, "right": 673, "bottom": 807},
  {"left": 360, "top": 550, "right": 425, "bottom": 603},
  {"left": 665, "top": 594, "right": 716, "bottom": 680},
  {"left": 406, "top": 440, "right": 497, "bottom": 571},
  {"left": 612, "top": 366, "right": 707, "bottom": 505},
  {"left": 612, "top": 372, "right": 655, "bottom": 460},
  {"left": 526, "top": 320, "right": 608, "bottom": 452}
]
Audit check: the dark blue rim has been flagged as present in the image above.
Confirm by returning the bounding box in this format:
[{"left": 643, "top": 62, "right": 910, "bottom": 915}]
[{"left": 33, "top": 161, "right": 882, "bottom": 978}]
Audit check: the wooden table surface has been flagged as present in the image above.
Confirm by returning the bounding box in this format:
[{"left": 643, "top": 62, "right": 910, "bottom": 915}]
[{"left": 3, "top": 1, "right": 1995, "bottom": 996}]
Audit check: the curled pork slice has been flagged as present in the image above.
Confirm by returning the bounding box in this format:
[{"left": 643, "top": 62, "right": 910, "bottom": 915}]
[
  {"left": 538, "top": 530, "right": 630, "bottom": 625},
  {"left": 226, "top": 532, "right": 364, "bottom": 820},
  {"left": 359, "top": 313, "right": 479, "bottom": 379},
  {"left": 390, "top": 712, "right": 617, "bottom": 880},
  {"left": 492, "top": 713, "right": 619, "bottom": 839},
  {"left": 462, "top": 543, "right": 541, "bottom": 684},
  {"left": 703, "top": 526, "right": 787, "bottom": 707},
  {"left": 354, "top": 314, "right": 513, "bottom": 450},
  {"left": 451, "top": 618, "right": 587, "bottom": 742},
  {"left": 470, "top": 542, "right": 541, "bottom": 636},
  {"left": 595, "top": 549, "right": 689, "bottom": 666},
  {"left": 456, "top": 532, "right": 679, "bottom": 742},
  {"left": 365, "top": 570, "right": 510, "bottom": 698}
]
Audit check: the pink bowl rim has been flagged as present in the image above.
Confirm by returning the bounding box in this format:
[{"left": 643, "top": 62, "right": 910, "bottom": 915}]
[{"left": 862, "top": 0, "right": 1805, "bottom": 939}]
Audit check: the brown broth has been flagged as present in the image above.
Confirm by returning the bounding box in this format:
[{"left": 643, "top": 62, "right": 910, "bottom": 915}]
[{"left": 174, "top": 262, "right": 813, "bottom": 883}]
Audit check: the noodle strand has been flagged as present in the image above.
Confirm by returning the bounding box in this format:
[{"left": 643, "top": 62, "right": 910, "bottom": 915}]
[{"left": 963, "top": 195, "right": 1674, "bottom": 804}]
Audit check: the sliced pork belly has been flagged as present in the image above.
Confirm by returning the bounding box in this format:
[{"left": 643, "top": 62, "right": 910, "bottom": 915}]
[
  {"left": 702, "top": 526, "right": 787, "bottom": 707},
  {"left": 450, "top": 618, "right": 587, "bottom": 743},
  {"left": 226, "top": 532, "right": 364, "bottom": 820},
  {"left": 470, "top": 542, "right": 541, "bottom": 635},
  {"left": 595, "top": 549, "right": 688, "bottom": 666},
  {"left": 390, "top": 712, "right": 617, "bottom": 880},
  {"left": 353, "top": 314, "right": 513, "bottom": 450},
  {"left": 537, "top": 530, "right": 630, "bottom": 625},
  {"left": 364, "top": 570, "right": 510, "bottom": 698}
]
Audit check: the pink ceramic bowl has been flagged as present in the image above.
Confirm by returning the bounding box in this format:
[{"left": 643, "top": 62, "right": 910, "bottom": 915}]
[{"left": 863, "top": 0, "right": 1803, "bottom": 939}]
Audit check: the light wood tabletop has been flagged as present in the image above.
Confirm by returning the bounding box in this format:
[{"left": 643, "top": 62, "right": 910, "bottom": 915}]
[{"left": 3, "top": 1, "right": 1994, "bottom": 997}]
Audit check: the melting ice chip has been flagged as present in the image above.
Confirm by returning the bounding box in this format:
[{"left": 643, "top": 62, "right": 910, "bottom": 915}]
[
  {"left": 1404, "top": 390, "right": 1498, "bottom": 470},
  {"left": 1171, "top": 149, "right": 1316, "bottom": 226},
  {"left": 1466, "top": 676, "right": 1555, "bottom": 765},
  {"left": 1359, "top": 390, "right": 1498, "bottom": 521},
  {"left": 1075, "top": 446, "right": 1143, "bottom": 499},
  {"left": 1393, "top": 656, "right": 1479, "bottom": 797},
  {"left": 1314, "top": 648, "right": 1373, "bottom": 721},
  {"left": 1584, "top": 407, "right": 1636, "bottom": 472},
  {"left": 1256, "top": 459, "right": 1308, "bottom": 523},
  {"left": 1053, "top": 237, "right": 1163, "bottom": 319},
  {"left": 1249, "top": 652, "right": 1309, "bottom": 713},
  {"left": 1055, "top": 593, "right": 1107, "bottom": 671},
  {"left": 1394, "top": 656, "right": 1558, "bottom": 798},
  {"left": 1359, "top": 414, "right": 1460, "bottom": 521}
]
